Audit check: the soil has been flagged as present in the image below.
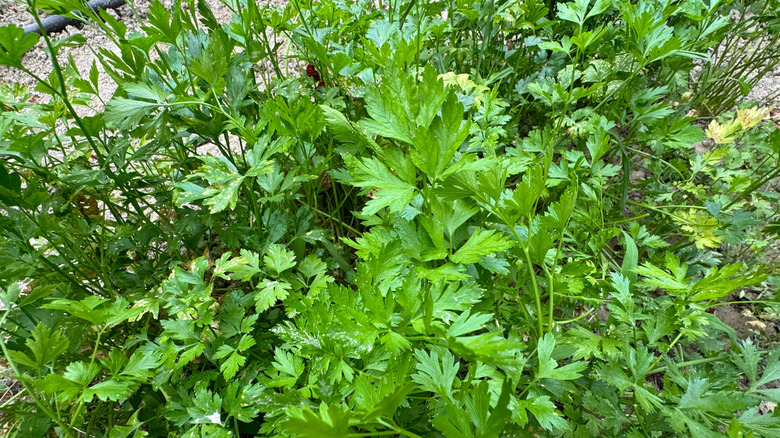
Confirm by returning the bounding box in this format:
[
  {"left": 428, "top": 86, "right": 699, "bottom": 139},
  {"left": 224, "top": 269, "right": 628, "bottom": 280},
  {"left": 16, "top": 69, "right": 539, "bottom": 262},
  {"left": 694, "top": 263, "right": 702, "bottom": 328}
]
[{"left": 0, "top": 0, "right": 285, "bottom": 111}]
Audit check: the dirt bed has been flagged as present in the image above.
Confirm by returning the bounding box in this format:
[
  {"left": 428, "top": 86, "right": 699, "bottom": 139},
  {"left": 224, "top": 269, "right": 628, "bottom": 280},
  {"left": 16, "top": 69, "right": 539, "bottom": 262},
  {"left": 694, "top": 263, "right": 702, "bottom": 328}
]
[{"left": 0, "top": 0, "right": 285, "bottom": 110}]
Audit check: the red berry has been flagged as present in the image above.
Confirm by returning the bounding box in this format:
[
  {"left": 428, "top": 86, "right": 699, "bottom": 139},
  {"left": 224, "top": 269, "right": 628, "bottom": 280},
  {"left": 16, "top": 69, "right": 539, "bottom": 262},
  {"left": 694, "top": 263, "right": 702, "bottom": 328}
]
[{"left": 306, "top": 64, "right": 320, "bottom": 81}]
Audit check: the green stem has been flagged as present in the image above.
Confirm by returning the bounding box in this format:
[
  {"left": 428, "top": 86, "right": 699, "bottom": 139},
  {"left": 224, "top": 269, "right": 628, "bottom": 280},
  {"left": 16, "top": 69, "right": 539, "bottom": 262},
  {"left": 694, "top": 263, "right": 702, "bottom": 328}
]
[
  {"left": 70, "top": 327, "right": 105, "bottom": 429},
  {"left": 647, "top": 354, "right": 729, "bottom": 375},
  {"left": 376, "top": 418, "right": 424, "bottom": 438},
  {"left": 556, "top": 308, "right": 596, "bottom": 324},
  {"left": 518, "top": 376, "right": 538, "bottom": 399},
  {"left": 711, "top": 300, "right": 771, "bottom": 307},
  {"left": 23, "top": 4, "right": 108, "bottom": 164},
  {"left": 498, "top": 210, "right": 544, "bottom": 337},
  {"left": 522, "top": 246, "right": 544, "bottom": 337}
]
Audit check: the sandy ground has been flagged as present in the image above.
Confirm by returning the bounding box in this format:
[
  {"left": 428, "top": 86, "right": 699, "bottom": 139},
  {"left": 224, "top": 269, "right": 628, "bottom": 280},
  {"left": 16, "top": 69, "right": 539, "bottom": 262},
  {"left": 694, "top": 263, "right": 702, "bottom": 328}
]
[
  {"left": 0, "top": 0, "right": 285, "bottom": 110},
  {"left": 747, "top": 61, "right": 780, "bottom": 106}
]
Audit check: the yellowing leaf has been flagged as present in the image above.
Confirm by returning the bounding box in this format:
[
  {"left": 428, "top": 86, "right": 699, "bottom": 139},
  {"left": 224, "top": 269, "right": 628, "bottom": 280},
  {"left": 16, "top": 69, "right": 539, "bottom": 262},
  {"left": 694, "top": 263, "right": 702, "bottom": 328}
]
[
  {"left": 736, "top": 107, "right": 769, "bottom": 130},
  {"left": 675, "top": 209, "right": 722, "bottom": 249},
  {"left": 704, "top": 119, "right": 740, "bottom": 144}
]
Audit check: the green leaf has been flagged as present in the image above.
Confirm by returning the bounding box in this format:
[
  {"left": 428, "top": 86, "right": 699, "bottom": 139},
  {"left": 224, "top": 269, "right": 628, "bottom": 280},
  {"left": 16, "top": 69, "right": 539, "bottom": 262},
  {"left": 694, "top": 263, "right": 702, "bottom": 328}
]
[
  {"left": 220, "top": 351, "right": 246, "bottom": 380},
  {"left": 365, "top": 19, "right": 396, "bottom": 48},
  {"left": 689, "top": 263, "right": 766, "bottom": 302},
  {"left": 0, "top": 162, "right": 22, "bottom": 205},
  {"left": 179, "top": 343, "right": 205, "bottom": 368},
  {"left": 80, "top": 379, "right": 135, "bottom": 402},
  {"left": 622, "top": 231, "right": 638, "bottom": 284},
  {"left": 223, "top": 381, "right": 263, "bottom": 422},
  {"left": 380, "top": 331, "right": 411, "bottom": 354},
  {"left": 431, "top": 281, "right": 483, "bottom": 319},
  {"left": 33, "top": 374, "right": 83, "bottom": 401},
  {"left": 214, "top": 249, "right": 262, "bottom": 281},
  {"left": 270, "top": 348, "right": 304, "bottom": 387},
  {"left": 297, "top": 254, "right": 328, "bottom": 280},
  {"left": 0, "top": 25, "right": 40, "bottom": 68},
  {"left": 432, "top": 198, "right": 479, "bottom": 238},
  {"left": 448, "top": 332, "right": 525, "bottom": 369},
  {"left": 264, "top": 244, "right": 297, "bottom": 275},
  {"left": 417, "top": 262, "right": 470, "bottom": 282},
  {"left": 189, "top": 35, "right": 229, "bottom": 92},
  {"left": 433, "top": 401, "right": 474, "bottom": 437},
  {"left": 482, "top": 379, "right": 514, "bottom": 438},
  {"left": 361, "top": 78, "right": 413, "bottom": 144},
  {"left": 104, "top": 97, "right": 160, "bottom": 130},
  {"left": 447, "top": 312, "right": 494, "bottom": 338},
  {"left": 107, "top": 410, "right": 145, "bottom": 438},
  {"left": 411, "top": 349, "right": 459, "bottom": 401},
  {"left": 528, "top": 225, "right": 555, "bottom": 266},
  {"left": 0, "top": 282, "right": 21, "bottom": 309},
  {"left": 19, "top": 323, "right": 69, "bottom": 371},
  {"left": 536, "top": 333, "right": 586, "bottom": 380},
  {"left": 546, "top": 184, "right": 577, "bottom": 229},
  {"left": 188, "top": 388, "right": 223, "bottom": 425},
  {"left": 64, "top": 361, "right": 101, "bottom": 386},
  {"left": 410, "top": 92, "right": 471, "bottom": 179},
  {"left": 284, "top": 402, "right": 351, "bottom": 438},
  {"left": 123, "top": 81, "right": 169, "bottom": 102},
  {"left": 202, "top": 176, "right": 244, "bottom": 213},
  {"left": 121, "top": 350, "right": 162, "bottom": 380},
  {"left": 255, "top": 279, "right": 292, "bottom": 312},
  {"left": 557, "top": 0, "right": 610, "bottom": 26},
  {"left": 755, "top": 349, "right": 780, "bottom": 388},
  {"left": 732, "top": 338, "right": 761, "bottom": 384},
  {"left": 342, "top": 154, "right": 417, "bottom": 215},
  {"left": 44, "top": 295, "right": 110, "bottom": 325},
  {"left": 642, "top": 307, "right": 676, "bottom": 345},
  {"left": 608, "top": 272, "right": 640, "bottom": 325},
  {"left": 361, "top": 381, "right": 415, "bottom": 423},
  {"left": 678, "top": 378, "right": 710, "bottom": 410},
  {"left": 237, "top": 334, "right": 256, "bottom": 351},
  {"left": 320, "top": 105, "right": 372, "bottom": 148},
  {"left": 634, "top": 253, "right": 690, "bottom": 296},
  {"left": 679, "top": 378, "right": 754, "bottom": 415},
  {"left": 188, "top": 155, "right": 245, "bottom": 213},
  {"left": 518, "top": 395, "right": 568, "bottom": 432},
  {"left": 35, "top": 361, "right": 98, "bottom": 401},
  {"left": 451, "top": 229, "right": 513, "bottom": 264},
  {"left": 172, "top": 181, "right": 208, "bottom": 204},
  {"left": 18, "top": 284, "right": 59, "bottom": 307}
]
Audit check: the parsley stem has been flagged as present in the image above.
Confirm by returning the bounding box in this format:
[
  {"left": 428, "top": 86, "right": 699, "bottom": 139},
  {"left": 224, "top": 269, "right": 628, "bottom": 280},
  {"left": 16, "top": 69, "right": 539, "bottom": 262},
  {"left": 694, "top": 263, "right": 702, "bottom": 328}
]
[
  {"left": 518, "top": 376, "right": 538, "bottom": 399},
  {"left": 498, "top": 210, "right": 545, "bottom": 337},
  {"left": 710, "top": 300, "right": 771, "bottom": 307},
  {"left": 522, "top": 246, "right": 545, "bottom": 337},
  {"left": 376, "top": 418, "right": 424, "bottom": 438},
  {"left": 307, "top": 204, "right": 362, "bottom": 236},
  {"left": 646, "top": 354, "right": 730, "bottom": 375},
  {"left": 70, "top": 327, "right": 105, "bottom": 429},
  {"left": 606, "top": 214, "right": 650, "bottom": 225},
  {"left": 556, "top": 308, "right": 596, "bottom": 324}
]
